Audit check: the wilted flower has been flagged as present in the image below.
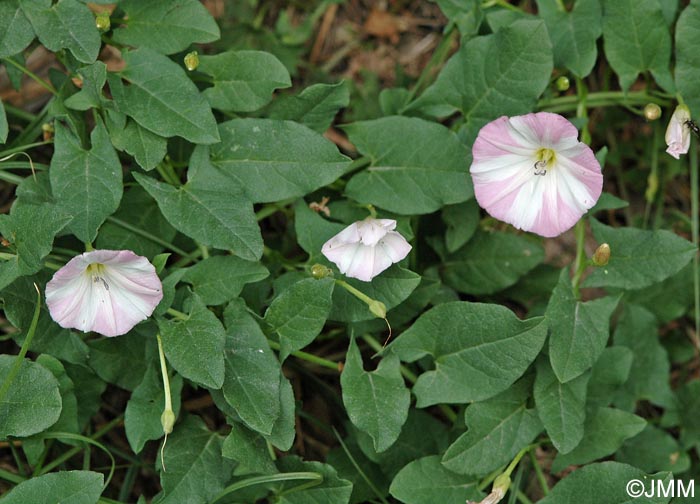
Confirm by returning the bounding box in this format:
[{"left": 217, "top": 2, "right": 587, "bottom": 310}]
[
  {"left": 322, "top": 218, "right": 411, "bottom": 282},
  {"left": 46, "top": 250, "right": 163, "bottom": 337},
  {"left": 470, "top": 112, "right": 603, "bottom": 238},
  {"left": 665, "top": 105, "right": 692, "bottom": 159}
]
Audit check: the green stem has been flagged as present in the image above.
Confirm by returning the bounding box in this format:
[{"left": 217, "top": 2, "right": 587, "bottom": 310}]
[
  {"left": 166, "top": 307, "right": 188, "bottom": 320},
  {"left": 517, "top": 490, "right": 534, "bottom": 504},
  {"left": 538, "top": 90, "right": 669, "bottom": 112},
  {"left": 0, "top": 141, "right": 52, "bottom": 159},
  {"left": 503, "top": 445, "right": 533, "bottom": 479},
  {"left": 332, "top": 427, "right": 390, "bottom": 504},
  {"left": 267, "top": 340, "right": 339, "bottom": 371},
  {"left": 406, "top": 26, "right": 457, "bottom": 102},
  {"left": 211, "top": 472, "right": 323, "bottom": 503},
  {"left": 529, "top": 450, "right": 549, "bottom": 496},
  {"left": 571, "top": 219, "right": 587, "bottom": 298},
  {"left": 105, "top": 217, "right": 193, "bottom": 259},
  {"left": 0, "top": 171, "right": 24, "bottom": 184},
  {"left": 156, "top": 334, "right": 173, "bottom": 414},
  {"left": 691, "top": 142, "right": 700, "bottom": 351},
  {"left": 1, "top": 57, "right": 57, "bottom": 95},
  {"left": 3, "top": 104, "right": 36, "bottom": 122},
  {"left": 0, "top": 285, "right": 41, "bottom": 404}
]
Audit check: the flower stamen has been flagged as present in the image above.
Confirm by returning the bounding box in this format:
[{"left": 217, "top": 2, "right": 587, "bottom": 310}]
[{"left": 534, "top": 148, "right": 556, "bottom": 176}]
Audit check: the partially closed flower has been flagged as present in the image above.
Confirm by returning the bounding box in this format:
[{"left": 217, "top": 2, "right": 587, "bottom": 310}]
[
  {"left": 665, "top": 105, "right": 691, "bottom": 159},
  {"left": 322, "top": 218, "right": 411, "bottom": 282},
  {"left": 470, "top": 112, "right": 603, "bottom": 238},
  {"left": 46, "top": 250, "right": 163, "bottom": 337}
]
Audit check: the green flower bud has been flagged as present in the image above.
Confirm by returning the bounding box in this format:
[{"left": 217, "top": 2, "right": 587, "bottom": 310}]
[
  {"left": 555, "top": 76, "right": 570, "bottom": 92},
  {"left": 95, "top": 12, "right": 110, "bottom": 32},
  {"left": 592, "top": 243, "right": 611, "bottom": 267},
  {"left": 644, "top": 103, "right": 662, "bottom": 121},
  {"left": 368, "top": 299, "right": 386, "bottom": 319},
  {"left": 161, "top": 409, "right": 175, "bottom": 435},
  {"left": 184, "top": 51, "right": 200, "bottom": 71},
  {"left": 311, "top": 263, "right": 332, "bottom": 279}
]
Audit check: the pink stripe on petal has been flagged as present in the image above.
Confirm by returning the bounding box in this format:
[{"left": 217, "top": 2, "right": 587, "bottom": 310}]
[
  {"left": 510, "top": 112, "right": 580, "bottom": 149},
  {"left": 473, "top": 116, "right": 537, "bottom": 159}
]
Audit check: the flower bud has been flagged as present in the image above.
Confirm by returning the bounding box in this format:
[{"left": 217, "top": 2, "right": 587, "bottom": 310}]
[
  {"left": 161, "top": 409, "right": 175, "bottom": 435},
  {"left": 95, "top": 12, "right": 110, "bottom": 32},
  {"left": 665, "top": 104, "right": 692, "bottom": 159},
  {"left": 644, "top": 103, "right": 661, "bottom": 121},
  {"left": 469, "top": 473, "right": 511, "bottom": 504},
  {"left": 368, "top": 299, "right": 386, "bottom": 319},
  {"left": 311, "top": 263, "right": 332, "bottom": 279},
  {"left": 184, "top": 51, "right": 199, "bottom": 71},
  {"left": 42, "top": 122, "right": 54, "bottom": 142},
  {"left": 592, "top": 243, "right": 611, "bottom": 266},
  {"left": 71, "top": 76, "right": 83, "bottom": 89},
  {"left": 555, "top": 76, "right": 570, "bottom": 92}
]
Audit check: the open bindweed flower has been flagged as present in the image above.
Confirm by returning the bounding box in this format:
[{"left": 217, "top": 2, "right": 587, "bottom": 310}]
[
  {"left": 46, "top": 250, "right": 163, "bottom": 337},
  {"left": 665, "top": 104, "right": 692, "bottom": 159},
  {"left": 470, "top": 112, "right": 603, "bottom": 238},
  {"left": 322, "top": 217, "right": 411, "bottom": 282}
]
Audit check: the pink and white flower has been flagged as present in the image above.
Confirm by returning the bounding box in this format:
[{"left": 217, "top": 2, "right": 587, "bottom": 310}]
[
  {"left": 665, "top": 105, "right": 691, "bottom": 159},
  {"left": 322, "top": 217, "right": 411, "bottom": 282},
  {"left": 470, "top": 112, "right": 603, "bottom": 238},
  {"left": 46, "top": 250, "right": 163, "bottom": 337}
]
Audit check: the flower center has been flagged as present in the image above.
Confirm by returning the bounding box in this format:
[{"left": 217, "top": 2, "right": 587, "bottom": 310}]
[
  {"left": 534, "top": 148, "right": 556, "bottom": 176},
  {"left": 87, "top": 263, "right": 110, "bottom": 290}
]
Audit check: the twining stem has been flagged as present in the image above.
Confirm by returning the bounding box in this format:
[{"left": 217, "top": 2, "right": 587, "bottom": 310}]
[
  {"left": 105, "top": 217, "right": 194, "bottom": 259},
  {"left": 538, "top": 90, "right": 670, "bottom": 113},
  {"left": 690, "top": 144, "right": 700, "bottom": 351},
  {"left": 529, "top": 450, "right": 549, "bottom": 496},
  {"left": 1, "top": 57, "right": 57, "bottom": 95},
  {"left": 0, "top": 141, "right": 52, "bottom": 159},
  {"left": 571, "top": 219, "right": 587, "bottom": 298},
  {"left": 210, "top": 472, "right": 323, "bottom": 504},
  {"left": 0, "top": 284, "right": 41, "bottom": 404},
  {"left": 267, "top": 340, "right": 339, "bottom": 371}
]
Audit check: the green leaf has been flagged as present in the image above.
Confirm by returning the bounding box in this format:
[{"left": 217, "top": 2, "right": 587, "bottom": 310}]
[
  {"left": 199, "top": 50, "right": 291, "bottom": 112},
  {"left": 125, "top": 365, "right": 183, "bottom": 453},
  {"left": 442, "top": 199, "right": 479, "bottom": 253},
  {"left": 96, "top": 186, "right": 177, "bottom": 259},
  {"left": 589, "top": 192, "right": 629, "bottom": 214},
  {"left": 0, "top": 1, "right": 34, "bottom": 58},
  {"left": 616, "top": 425, "right": 691, "bottom": 473},
  {"left": 390, "top": 302, "right": 547, "bottom": 406},
  {"left": 612, "top": 305, "right": 673, "bottom": 409},
  {"left": 534, "top": 358, "right": 590, "bottom": 454},
  {"left": 134, "top": 148, "right": 262, "bottom": 261},
  {"left": 675, "top": 0, "right": 700, "bottom": 117},
  {"left": 329, "top": 266, "right": 421, "bottom": 323},
  {"left": 50, "top": 119, "right": 122, "bottom": 243},
  {"left": 341, "top": 339, "right": 410, "bottom": 453},
  {"left": 625, "top": 264, "right": 694, "bottom": 324},
  {"left": 113, "top": 0, "right": 219, "bottom": 54},
  {"left": 343, "top": 116, "right": 471, "bottom": 215},
  {"left": 182, "top": 255, "right": 269, "bottom": 306},
  {"left": 88, "top": 326, "right": 156, "bottom": 391},
  {"left": 36, "top": 354, "right": 79, "bottom": 435},
  {"left": 676, "top": 380, "right": 700, "bottom": 449},
  {"left": 106, "top": 110, "right": 167, "bottom": 172},
  {"left": 0, "top": 203, "right": 70, "bottom": 290},
  {"left": 551, "top": 407, "right": 646, "bottom": 472},
  {"left": 0, "top": 471, "right": 103, "bottom": 504},
  {"left": 358, "top": 409, "right": 449, "bottom": 478},
  {"left": 389, "top": 455, "right": 483, "bottom": 504},
  {"left": 410, "top": 19, "right": 552, "bottom": 141},
  {"left": 539, "top": 462, "right": 671, "bottom": 504},
  {"left": 64, "top": 61, "right": 106, "bottom": 111},
  {"left": 158, "top": 293, "right": 225, "bottom": 389},
  {"left": 583, "top": 219, "right": 696, "bottom": 290},
  {"left": 276, "top": 457, "right": 353, "bottom": 504},
  {"left": 208, "top": 118, "right": 350, "bottom": 203},
  {"left": 221, "top": 300, "right": 282, "bottom": 436},
  {"left": 265, "top": 277, "right": 334, "bottom": 361},
  {"left": 435, "top": 0, "right": 482, "bottom": 37},
  {"left": 536, "top": 0, "right": 601, "bottom": 77},
  {"left": 0, "top": 355, "right": 62, "bottom": 438},
  {"left": 327, "top": 432, "right": 389, "bottom": 504},
  {"left": 294, "top": 199, "right": 346, "bottom": 259},
  {"left": 586, "top": 346, "right": 633, "bottom": 409},
  {"left": 20, "top": 0, "right": 100, "bottom": 63},
  {"left": 267, "top": 81, "right": 350, "bottom": 133},
  {"left": 547, "top": 269, "right": 620, "bottom": 382},
  {"left": 443, "top": 379, "right": 542, "bottom": 475},
  {"left": 158, "top": 415, "right": 234, "bottom": 504},
  {"left": 441, "top": 231, "right": 544, "bottom": 295},
  {"left": 0, "top": 98, "right": 7, "bottom": 144},
  {"left": 222, "top": 423, "right": 277, "bottom": 475},
  {"left": 112, "top": 47, "right": 219, "bottom": 144},
  {"left": 601, "top": 0, "right": 673, "bottom": 91}
]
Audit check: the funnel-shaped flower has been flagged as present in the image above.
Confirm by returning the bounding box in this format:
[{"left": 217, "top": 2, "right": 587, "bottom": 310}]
[
  {"left": 470, "top": 112, "right": 603, "bottom": 237},
  {"left": 46, "top": 250, "right": 163, "bottom": 337},
  {"left": 322, "top": 218, "right": 411, "bottom": 282},
  {"left": 665, "top": 105, "right": 691, "bottom": 159}
]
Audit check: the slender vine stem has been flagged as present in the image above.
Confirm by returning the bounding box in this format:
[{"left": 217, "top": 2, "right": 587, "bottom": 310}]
[
  {"left": 1, "top": 57, "right": 57, "bottom": 95},
  {"left": 105, "top": 217, "right": 194, "bottom": 259}
]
